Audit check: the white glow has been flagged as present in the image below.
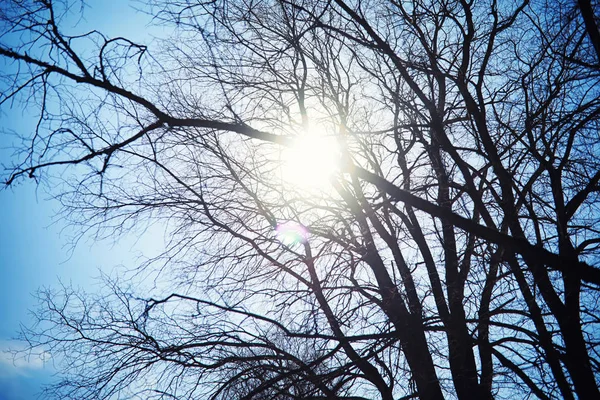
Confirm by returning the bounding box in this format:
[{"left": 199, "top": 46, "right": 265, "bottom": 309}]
[{"left": 281, "top": 130, "right": 340, "bottom": 189}]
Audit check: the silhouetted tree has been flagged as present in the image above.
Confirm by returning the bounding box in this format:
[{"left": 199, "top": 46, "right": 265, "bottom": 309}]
[{"left": 2, "top": 0, "right": 600, "bottom": 399}]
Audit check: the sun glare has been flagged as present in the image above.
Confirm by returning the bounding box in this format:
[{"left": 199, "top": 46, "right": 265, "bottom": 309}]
[{"left": 281, "top": 130, "right": 341, "bottom": 189}]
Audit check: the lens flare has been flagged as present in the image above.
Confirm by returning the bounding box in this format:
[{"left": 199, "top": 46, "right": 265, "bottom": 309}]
[{"left": 275, "top": 221, "right": 308, "bottom": 246}]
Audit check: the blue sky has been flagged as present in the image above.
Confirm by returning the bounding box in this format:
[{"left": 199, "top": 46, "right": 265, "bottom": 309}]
[{"left": 0, "top": 2, "right": 157, "bottom": 398}]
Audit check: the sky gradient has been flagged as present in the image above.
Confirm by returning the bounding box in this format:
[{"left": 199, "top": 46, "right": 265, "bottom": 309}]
[{"left": 0, "top": 2, "right": 155, "bottom": 398}]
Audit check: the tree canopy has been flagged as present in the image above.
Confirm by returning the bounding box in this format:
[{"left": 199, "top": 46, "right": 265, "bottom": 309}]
[{"left": 2, "top": 0, "right": 600, "bottom": 399}]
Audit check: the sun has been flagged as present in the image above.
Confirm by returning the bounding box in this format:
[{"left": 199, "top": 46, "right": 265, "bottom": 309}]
[{"left": 281, "top": 128, "right": 341, "bottom": 190}]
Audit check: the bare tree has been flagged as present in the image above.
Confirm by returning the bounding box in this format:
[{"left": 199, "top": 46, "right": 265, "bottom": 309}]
[{"left": 2, "top": 0, "right": 600, "bottom": 399}]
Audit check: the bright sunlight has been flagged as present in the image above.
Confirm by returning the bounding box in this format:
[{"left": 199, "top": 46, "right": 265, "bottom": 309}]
[{"left": 280, "top": 128, "right": 341, "bottom": 190}]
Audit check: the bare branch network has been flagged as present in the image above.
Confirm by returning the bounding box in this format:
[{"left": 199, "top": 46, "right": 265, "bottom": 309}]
[{"left": 2, "top": 0, "right": 600, "bottom": 399}]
